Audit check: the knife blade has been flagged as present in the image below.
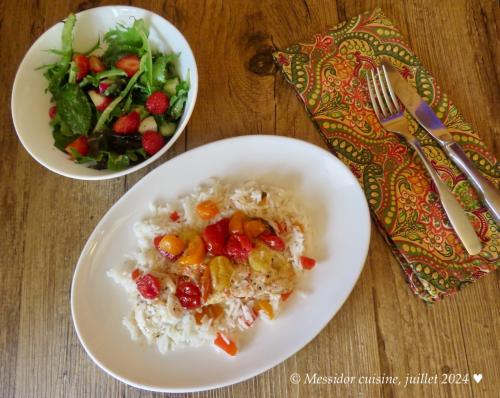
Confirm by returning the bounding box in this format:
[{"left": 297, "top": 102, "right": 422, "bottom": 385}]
[{"left": 381, "top": 60, "right": 500, "bottom": 225}]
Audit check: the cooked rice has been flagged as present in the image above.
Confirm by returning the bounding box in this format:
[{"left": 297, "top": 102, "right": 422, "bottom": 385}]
[{"left": 107, "top": 178, "right": 310, "bottom": 353}]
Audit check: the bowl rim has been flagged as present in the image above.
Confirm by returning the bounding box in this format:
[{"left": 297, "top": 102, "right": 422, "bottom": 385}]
[{"left": 11, "top": 5, "right": 198, "bottom": 180}]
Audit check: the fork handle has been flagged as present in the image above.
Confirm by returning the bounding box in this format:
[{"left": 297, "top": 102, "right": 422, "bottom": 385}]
[
  {"left": 445, "top": 142, "right": 500, "bottom": 225},
  {"left": 408, "top": 138, "right": 482, "bottom": 255}
]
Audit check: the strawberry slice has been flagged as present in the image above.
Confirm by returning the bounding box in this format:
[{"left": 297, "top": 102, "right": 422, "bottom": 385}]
[
  {"left": 145, "top": 91, "right": 170, "bottom": 115},
  {"left": 115, "top": 54, "right": 140, "bottom": 77},
  {"left": 142, "top": 131, "right": 165, "bottom": 155},
  {"left": 112, "top": 111, "right": 140, "bottom": 134},
  {"left": 73, "top": 54, "right": 90, "bottom": 81},
  {"left": 87, "top": 90, "right": 112, "bottom": 112},
  {"left": 48, "top": 105, "right": 57, "bottom": 119},
  {"left": 65, "top": 136, "right": 89, "bottom": 158},
  {"left": 98, "top": 80, "right": 112, "bottom": 94},
  {"left": 89, "top": 55, "right": 106, "bottom": 73}
]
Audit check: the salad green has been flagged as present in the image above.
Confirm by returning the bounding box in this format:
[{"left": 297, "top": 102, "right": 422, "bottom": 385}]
[{"left": 39, "top": 14, "right": 189, "bottom": 171}]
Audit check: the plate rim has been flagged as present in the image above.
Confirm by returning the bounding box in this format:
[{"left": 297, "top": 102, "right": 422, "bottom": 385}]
[{"left": 70, "top": 134, "right": 371, "bottom": 392}]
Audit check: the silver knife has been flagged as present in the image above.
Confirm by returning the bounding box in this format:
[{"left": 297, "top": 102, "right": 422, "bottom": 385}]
[{"left": 381, "top": 60, "right": 500, "bottom": 225}]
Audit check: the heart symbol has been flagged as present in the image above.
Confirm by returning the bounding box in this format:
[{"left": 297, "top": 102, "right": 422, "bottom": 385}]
[{"left": 473, "top": 374, "right": 482, "bottom": 383}]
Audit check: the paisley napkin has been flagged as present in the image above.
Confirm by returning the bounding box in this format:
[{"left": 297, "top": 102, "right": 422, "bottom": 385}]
[{"left": 273, "top": 8, "right": 499, "bottom": 302}]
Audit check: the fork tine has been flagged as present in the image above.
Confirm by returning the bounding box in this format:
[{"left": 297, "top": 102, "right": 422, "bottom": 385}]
[
  {"left": 370, "top": 69, "right": 388, "bottom": 117},
  {"left": 376, "top": 67, "right": 397, "bottom": 114},
  {"left": 381, "top": 65, "right": 401, "bottom": 112},
  {"left": 366, "top": 73, "right": 382, "bottom": 121}
]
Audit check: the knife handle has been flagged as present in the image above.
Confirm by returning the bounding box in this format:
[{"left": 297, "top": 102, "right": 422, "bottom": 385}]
[
  {"left": 408, "top": 139, "right": 482, "bottom": 255},
  {"left": 445, "top": 142, "right": 500, "bottom": 225}
]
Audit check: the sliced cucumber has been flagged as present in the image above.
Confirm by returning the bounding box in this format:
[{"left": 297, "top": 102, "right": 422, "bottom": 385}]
[
  {"left": 164, "top": 77, "right": 179, "bottom": 97},
  {"left": 139, "top": 116, "right": 158, "bottom": 133},
  {"left": 160, "top": 121, "right": 177, "bottom": 137}
]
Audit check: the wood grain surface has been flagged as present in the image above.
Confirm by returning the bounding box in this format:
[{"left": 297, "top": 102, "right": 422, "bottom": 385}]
[{"left": 1, "top": 0, "right": 499, "bottom": 397}]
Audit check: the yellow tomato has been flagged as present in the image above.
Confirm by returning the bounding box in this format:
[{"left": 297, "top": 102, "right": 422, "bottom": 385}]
[
  {"left": 248, "top": 244, "right": 273, "bottom": 273},
  {"left": 158, "top": 235, "right": 185, "bottom": 256},
  {"left": 196, "top": 200, "right": 219, "bottom": 220},
  {"left": 209, "top": 256, "right": 235, "bottom": 291},
  {"left": 229, "top": 210, "right": 247, "bottom": 234},
  {"left": 178, "top": 235, "right": 206, "bottom": 266}
]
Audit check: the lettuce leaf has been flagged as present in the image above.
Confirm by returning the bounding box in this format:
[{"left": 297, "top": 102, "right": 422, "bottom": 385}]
[
  {"left": 55, "top": 83, "right": 92, "bottom": 135},
  {"left": 102, "top": 19, "right": 149, "bottom": 66}
]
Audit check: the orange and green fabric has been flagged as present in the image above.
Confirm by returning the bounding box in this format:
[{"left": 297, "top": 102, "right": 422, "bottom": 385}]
[{"left": 273, "top": 8, "right": 499, "bottom": 302}]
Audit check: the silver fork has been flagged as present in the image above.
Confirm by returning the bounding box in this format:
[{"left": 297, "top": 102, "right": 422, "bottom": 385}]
[{"left": 367, "top": 66, "right": 482, "bottom": 255}]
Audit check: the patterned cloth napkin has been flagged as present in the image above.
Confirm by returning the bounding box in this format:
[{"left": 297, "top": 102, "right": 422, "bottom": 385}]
[{"left": 273, "top": 8, "right": 499, "bottom": 302}]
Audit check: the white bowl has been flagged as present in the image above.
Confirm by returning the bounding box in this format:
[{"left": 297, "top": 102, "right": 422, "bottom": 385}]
[{"left": 11, "top": 6, "right": 198, "bottom": 180}]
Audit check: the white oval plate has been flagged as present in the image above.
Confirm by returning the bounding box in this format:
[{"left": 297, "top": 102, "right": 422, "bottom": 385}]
[
  {"left": 71, "top": 135, "right": 370, "bottom": 392},
  {"left": 11, "top": 6, "right": 198, "bottom": 180}
]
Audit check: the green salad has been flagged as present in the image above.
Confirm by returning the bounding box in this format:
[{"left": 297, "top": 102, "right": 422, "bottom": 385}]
[{"left": 39, "top": 14, "right": 189, "bottom": 170}]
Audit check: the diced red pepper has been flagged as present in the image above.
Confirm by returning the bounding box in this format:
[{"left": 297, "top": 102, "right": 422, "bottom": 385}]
[
  {"left": 300, "top": 256, "right": 316, "bottom": 270},
  {"left": 169, "top": 211, "right": 180, "bottom": 222},
  {"left": 131, "top": 268, "right": 142, "bottom": 281},
  {"left": 214, "top": 332, "right": 238, "bottom": 356}
]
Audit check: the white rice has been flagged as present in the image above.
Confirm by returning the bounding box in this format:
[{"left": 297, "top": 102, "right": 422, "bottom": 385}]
[{"left": 107, "top": 178, "right": 310, "bottom": 353}]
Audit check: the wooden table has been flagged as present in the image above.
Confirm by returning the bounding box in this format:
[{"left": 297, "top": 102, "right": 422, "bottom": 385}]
[{"left": 1, "top": 1, "right": 498, "bottom": 397}]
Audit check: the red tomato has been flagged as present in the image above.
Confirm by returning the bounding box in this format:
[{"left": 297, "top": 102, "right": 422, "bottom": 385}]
[
  {"left": 202, "top": 218, "right": 230, "bottom": 256},
  {"left": 226, "top": 233, "right": 253, "bottom": 262},
  {"left": 300, "top": 256, "right": 316, "bottom": 270},
  {"left": 136, "top": 274, "right": 161, "bottom": 299},
  {"left": 176, "top": 277, "right": 202, "bottom": 309},
  {"left": 259, "top": 232, "right": 285, "bottom": 252}
]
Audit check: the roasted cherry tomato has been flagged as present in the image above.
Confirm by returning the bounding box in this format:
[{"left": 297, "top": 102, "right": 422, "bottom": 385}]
[
  {"left": 209, "top": 256, "right": 234, "bottom": 291},
  {"left": 154, "top": 235, "right": 180, "bottom": 261},
  {"left": 248, "top": 244, "right": 273, "bottom": 272},
  {"left": 226, "top": 233, "right": 253, "bottom": 262},
  {"left": 214, "top": 332, "right": 238, "bottom": 356},
  {"left": 158, "top": 235, "right": 185, "bottom": 257},
  {"left": 259, "top": 232, "right": 285, "bottom": 251},
  {"left": 243, "top": 219, "right": 268, "bottom": 239},
  {"left": 136, "top": 273, "right": 161, "bottom": 299},
  {"left": 229, "top": 210, "right": 247, "bottom": 234},
  {"left": 196, "top": 200, "right": 219, "bottom": 220},
  {"left": 300, "top": 256, "right": 316, "bottom": 270},
  {"left": 178, "top": 235, "right": 206, "bottom": 266},
  {"left": 175, "top": 277, "right": 202, "bottom": 309},
  {"left": 202, "top": 218, "right": 230, "bottom": 256}
]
